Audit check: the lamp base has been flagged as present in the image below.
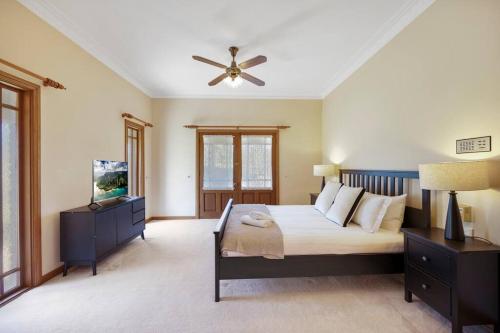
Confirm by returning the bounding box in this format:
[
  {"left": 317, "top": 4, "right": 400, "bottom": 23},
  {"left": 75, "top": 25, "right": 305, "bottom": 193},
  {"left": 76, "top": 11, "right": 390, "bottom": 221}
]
[
  {"left": 321, "top": 177, "right": 326, "bottom": 192},
  {"left": 445, "top": 191, "right": 465, "bottom": 241}
]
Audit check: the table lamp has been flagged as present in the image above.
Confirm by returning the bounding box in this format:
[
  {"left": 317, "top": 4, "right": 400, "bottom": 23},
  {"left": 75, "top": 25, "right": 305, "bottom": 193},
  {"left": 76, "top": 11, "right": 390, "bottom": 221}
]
[
  {"left": 418, "top": 161, "right": 490, "bottom": 241},
  {"left": 313, "top": 164, "right": 338, "bottom": 191}
]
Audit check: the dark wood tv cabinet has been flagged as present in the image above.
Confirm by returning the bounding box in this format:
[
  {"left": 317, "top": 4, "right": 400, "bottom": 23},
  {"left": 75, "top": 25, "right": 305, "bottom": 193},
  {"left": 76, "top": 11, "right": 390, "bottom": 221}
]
[{"left": 60, "top": 196, "right": 146, "bottom": 276}]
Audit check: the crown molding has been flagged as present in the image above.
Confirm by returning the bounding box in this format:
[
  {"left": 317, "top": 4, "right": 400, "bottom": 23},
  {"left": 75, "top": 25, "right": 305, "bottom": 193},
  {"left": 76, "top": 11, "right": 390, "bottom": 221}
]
[
  {"left": 151, "top": 93, "right": 323, "bottom": 100},
  {"left": 17, "top": 0, "right": 433, "bottom": 100},
  {"left": 320, "top": 0, "right": 435, "bottom": 98},
  {"left": 17, "top": 0, "right": 153, "bottom": 96}
]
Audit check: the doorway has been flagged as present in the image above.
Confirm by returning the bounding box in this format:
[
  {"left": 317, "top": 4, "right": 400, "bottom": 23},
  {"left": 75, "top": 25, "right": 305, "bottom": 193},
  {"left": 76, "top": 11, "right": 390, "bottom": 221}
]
[
  {"left": 0, "top": 70, "right": 42, "bottom": 301},
  {"left": 197, "top": 130, "right": 278, "bottom": 218}
]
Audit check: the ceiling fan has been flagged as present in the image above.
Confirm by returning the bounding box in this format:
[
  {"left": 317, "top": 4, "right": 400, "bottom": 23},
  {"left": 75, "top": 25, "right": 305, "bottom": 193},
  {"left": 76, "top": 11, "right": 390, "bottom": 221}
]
[{"left": 192, "top": 47, "right": 267, "bottom": 88}]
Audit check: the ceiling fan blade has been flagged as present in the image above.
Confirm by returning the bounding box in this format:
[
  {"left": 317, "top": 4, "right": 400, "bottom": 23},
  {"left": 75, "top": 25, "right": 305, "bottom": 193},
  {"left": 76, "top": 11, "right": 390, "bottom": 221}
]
[
  {"left": 240, "top": 72, "right": 265, "bottom": 86},
  {"left": 192, "top": 56, "right": 227, "bottom": 69},
  {"left": 208, "top": 73, "right": 228, "bottom": 86},
  {"left": 238, "top": 55, "right": 267, "bottom": 69}
]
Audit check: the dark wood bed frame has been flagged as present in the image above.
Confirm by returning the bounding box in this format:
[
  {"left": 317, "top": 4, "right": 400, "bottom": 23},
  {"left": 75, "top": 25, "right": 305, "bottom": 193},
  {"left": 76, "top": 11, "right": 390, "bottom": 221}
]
[{"left": 213, "top": 169, "right": 431, "bottom": 302}]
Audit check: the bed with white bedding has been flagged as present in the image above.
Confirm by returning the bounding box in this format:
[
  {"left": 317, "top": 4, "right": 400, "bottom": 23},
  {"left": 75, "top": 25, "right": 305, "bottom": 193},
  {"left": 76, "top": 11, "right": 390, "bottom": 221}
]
[
  {"left": 213, "top": 169, "right": 431, "bottom": 302},
  {"left": 223, "top": 205, "right": 404, "bottom": 257}
]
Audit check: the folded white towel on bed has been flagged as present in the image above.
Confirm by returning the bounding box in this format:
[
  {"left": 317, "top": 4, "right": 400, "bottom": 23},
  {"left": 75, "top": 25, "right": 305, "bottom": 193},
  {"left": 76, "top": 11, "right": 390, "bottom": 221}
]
[
  {"left": 249, "top": 211, "right": 274, "bottom": 221},
  {"left": 240, "top": 215, "right": 274, "bottom": 228}
]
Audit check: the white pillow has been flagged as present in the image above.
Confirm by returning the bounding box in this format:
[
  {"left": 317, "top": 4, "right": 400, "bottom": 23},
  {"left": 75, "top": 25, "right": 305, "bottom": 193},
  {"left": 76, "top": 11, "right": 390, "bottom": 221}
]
[
  {"left": 358, "top": 193, "right": 407, "bottom": 232},
  {"left": 352, "top": 192, "right": 391, "bottom": 233},
  {"left": 325, "top": 186, "right": 365, "bottom": 227},
  {"left": 380, "top": 194, "right": 407, "bottom": 232},
  {"left": 314, "top": 182, "right": 343, "bottom": 214}
]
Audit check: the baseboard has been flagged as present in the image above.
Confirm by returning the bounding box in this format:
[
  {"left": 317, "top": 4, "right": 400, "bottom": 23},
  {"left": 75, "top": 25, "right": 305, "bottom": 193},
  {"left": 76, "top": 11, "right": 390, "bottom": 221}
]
[
  {"left": 149, "top": 216, "right": 197, "bottom": 221},
  {"left": 40, "top": 265, "right": 64, "bottom": 284}
]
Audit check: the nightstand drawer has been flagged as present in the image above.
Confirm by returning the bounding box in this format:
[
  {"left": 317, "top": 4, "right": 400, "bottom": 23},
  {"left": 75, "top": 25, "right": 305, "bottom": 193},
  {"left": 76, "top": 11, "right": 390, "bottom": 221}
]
[
  {"left": 407, "top": 265, "right": 451, "bottom": 318},
  {"left": 407, "top": 238, "right": 451, "bottom": 282}
]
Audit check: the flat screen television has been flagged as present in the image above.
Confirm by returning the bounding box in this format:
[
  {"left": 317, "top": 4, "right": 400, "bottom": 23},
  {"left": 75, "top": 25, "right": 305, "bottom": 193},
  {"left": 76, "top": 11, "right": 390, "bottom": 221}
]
[{"left": 92, "top": 160, "right": 128, "bottom": 202}]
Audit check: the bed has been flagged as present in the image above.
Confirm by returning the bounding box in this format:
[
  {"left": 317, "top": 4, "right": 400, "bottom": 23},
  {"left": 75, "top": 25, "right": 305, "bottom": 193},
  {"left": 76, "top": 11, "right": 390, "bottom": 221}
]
[{"left": 213, "top": 169, "right": 431, "bottom": 302}]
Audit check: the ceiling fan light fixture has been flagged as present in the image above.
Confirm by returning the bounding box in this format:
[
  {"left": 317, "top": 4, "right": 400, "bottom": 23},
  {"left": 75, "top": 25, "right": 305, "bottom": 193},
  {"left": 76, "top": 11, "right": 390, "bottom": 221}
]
[
  {"left": 193, "top": 47, "right": 267, "bottom": 87},
  {"left": 223, "top": 75, "right": 243, "bottom": 88}
]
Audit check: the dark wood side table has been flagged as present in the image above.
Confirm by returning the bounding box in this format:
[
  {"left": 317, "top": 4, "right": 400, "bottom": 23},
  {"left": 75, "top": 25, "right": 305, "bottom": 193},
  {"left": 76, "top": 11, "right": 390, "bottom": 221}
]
[
  {"left": 403, "top": 228, "right": 500, "bottom": 333},
  {"left": 310, "top": 193, "right": 319, "bottom": 205}
]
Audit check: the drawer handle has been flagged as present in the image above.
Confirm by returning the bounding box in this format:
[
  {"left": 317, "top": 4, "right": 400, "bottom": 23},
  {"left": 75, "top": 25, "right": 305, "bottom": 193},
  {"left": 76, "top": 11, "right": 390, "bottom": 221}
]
[
  {"left": 421, "top": 283, "right": 429, "bottom": 290},
  {"left": 421, "top": 256, "right": 429, "bottom": 262}
]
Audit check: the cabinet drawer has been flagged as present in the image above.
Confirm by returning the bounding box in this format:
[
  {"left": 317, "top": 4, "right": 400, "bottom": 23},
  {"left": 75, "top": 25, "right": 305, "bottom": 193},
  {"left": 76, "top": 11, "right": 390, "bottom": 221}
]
[
  {"left": 133, "top": 210, "right": 145, "bottom": 224},
  {"left": 407, "top": 238, "right": 451, "bottom": 282},
  {"left": 407, "top": 265, "right": 451, "bottom": 318},
  {"left": 133, "top": 198, "right": 145, "bottom": 212},
  {"left": 131, "top": 219, "right": 145, "bottom": 236}
]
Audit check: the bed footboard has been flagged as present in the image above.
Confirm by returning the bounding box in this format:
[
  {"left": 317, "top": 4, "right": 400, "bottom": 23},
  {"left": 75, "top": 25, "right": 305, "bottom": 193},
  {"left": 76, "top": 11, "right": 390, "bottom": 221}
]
[{"left": 213, "top": 199, "right": 233, "bottom": 302}]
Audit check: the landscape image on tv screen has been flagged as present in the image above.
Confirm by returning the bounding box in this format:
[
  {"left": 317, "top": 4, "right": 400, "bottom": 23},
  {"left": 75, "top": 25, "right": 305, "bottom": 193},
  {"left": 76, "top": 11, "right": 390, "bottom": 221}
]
[{"left": 93, "top": 160, "right": 128, "bottom": 202}]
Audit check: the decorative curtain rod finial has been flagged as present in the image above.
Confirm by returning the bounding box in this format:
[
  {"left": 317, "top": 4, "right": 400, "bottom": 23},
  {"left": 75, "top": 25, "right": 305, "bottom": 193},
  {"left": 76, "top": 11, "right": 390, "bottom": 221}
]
[
  {"left": 43, "top": 78, "right": 66, "bottom": 90},
  {"left": 0, "top": 58, "right": 66, "bottom": 90},
  {"left": 121, "top": 113, "right": 153, "bottom": 128}
]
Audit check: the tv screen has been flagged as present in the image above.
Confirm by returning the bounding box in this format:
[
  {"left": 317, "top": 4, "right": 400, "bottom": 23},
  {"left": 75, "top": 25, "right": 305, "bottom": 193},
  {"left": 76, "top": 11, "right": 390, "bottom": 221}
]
[{"left": 93, "top": 160, "right": 128, "bottom": 202}]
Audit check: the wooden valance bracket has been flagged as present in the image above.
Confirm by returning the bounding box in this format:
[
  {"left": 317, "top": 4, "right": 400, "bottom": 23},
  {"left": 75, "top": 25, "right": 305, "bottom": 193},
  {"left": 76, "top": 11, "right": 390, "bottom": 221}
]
[
  {"left": 184, "top": 125, "right": 290, "bottom": 130},
  {"left": 122, "top": 113, "right": 153, "bottom": 128},
  {"left": 0, "top": 58, "right": 66, "bottom": 90}
]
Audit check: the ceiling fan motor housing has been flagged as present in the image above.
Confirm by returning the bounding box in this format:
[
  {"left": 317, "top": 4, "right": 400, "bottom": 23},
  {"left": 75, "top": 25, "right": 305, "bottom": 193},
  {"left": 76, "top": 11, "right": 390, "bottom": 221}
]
[
  {"left": 227, "top": 46, "right": 241, "bottom": 80},
  {"left": 226, "top": 66, "right": 241, "bottom": 80}
]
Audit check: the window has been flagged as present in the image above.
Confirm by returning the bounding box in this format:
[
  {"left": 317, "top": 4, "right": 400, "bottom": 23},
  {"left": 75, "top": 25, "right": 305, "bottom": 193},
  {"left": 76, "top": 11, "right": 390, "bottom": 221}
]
[
  {"left": 202, "top": 135, "right": 234, "bottom": 190},
  {"left": 241, "top": 135, "right": 273, "bottom": 189},
  {"left": 125, "top": 120, "right": 144, "bottom": 196}
]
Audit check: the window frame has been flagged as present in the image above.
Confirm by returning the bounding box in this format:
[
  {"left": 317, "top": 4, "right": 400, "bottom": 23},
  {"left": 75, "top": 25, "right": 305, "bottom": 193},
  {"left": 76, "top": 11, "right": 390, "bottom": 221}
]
[
  {"left": 241, "top": 134, "right": 274, "bottom": 190},
  {"left": 124, "top": 119, "right": 145, "bottom": 197}
]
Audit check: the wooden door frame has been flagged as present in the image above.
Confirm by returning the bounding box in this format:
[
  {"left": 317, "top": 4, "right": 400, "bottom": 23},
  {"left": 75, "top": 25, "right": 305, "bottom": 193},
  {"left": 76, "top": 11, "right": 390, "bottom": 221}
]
[
  {"left": 0, "top": 70, "right": 42, "bottom": 290},
  {"left": 195, "top": 129, "right": 279, "bottom": 219},
  {"left": 124, "top": 119, "right": 145, "bottom": 196}
]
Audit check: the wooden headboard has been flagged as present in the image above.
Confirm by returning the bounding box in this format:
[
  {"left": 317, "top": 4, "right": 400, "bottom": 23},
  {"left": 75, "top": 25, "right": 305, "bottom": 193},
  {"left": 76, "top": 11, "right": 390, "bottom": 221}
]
[{"left": 339, "top": 169, "right": 430, "bottom": 229}]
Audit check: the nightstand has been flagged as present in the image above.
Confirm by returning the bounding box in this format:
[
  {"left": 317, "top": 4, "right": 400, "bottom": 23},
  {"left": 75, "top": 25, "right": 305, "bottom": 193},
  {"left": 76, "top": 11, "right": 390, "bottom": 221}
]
[
  {"left": 403, "top": 228, "right": 500, "bottom": 333},
  {"left": 310, "top": 193, "right": 319, "bottom": 205}
]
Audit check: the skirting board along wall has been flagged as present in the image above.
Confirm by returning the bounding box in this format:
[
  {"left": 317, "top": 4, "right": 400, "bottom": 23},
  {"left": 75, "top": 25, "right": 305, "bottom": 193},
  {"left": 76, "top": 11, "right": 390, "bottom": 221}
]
[{"left": 149, "top": 216, "right": 197, "bottom": 221}]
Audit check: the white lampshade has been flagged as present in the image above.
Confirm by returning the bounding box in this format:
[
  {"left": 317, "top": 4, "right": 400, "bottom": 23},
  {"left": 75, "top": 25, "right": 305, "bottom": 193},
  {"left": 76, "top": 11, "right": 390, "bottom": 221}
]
[
  {"left": 313, "top": 164, "right": 338, "bottom": 177},
  {"left": 418, "top": 161, "right": 490, "bottom": 191}
]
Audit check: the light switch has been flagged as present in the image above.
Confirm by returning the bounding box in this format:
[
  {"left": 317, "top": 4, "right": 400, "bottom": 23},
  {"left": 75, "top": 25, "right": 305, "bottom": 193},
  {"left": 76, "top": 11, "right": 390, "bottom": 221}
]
[{"left": 456, "top": 136, "right": 491, "bottom": 154}]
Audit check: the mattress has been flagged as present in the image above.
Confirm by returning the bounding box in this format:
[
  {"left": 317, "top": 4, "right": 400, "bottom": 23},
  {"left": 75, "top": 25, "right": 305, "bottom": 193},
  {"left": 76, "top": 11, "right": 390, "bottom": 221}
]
[{"left": 223, "top": 205, "right": 404, "bottom": 257}]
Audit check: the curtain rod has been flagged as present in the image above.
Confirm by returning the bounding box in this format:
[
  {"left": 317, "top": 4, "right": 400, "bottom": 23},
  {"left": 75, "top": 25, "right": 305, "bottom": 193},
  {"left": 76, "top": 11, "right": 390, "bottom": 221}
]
[
  {"left": 184, "top": 125, "right": 290, "bottom": 130},
  {"left": 0, "top": 58, "right": 66, "bottom": 90},
  {"left": 122, "top": 113, "right": 153, "bottom": 127}
]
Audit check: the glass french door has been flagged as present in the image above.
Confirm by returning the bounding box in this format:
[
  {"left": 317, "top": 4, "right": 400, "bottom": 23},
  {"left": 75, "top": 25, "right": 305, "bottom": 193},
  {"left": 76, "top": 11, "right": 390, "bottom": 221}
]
[
  {"left": 0, "top": 83, "right": 22, "bottom": 299},
  {"left": 198, "top": 131, "right": 278, "bottom": 218}
]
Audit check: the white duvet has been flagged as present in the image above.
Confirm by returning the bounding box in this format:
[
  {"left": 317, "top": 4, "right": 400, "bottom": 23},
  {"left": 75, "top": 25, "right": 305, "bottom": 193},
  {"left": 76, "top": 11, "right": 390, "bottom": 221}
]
[{"left": 224, "top": 205, "right": 404, "bottom": 257}]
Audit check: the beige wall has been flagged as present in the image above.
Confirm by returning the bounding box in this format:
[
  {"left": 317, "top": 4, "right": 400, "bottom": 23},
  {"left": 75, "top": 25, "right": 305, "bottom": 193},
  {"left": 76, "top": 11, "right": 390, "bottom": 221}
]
[
  {"left": 4, "top": 0, "right": 497, "bottom": 275},
  {"left": 151, "top": 98, "right": 322, "bottom": 217},
  {"left": 0, "top": 0, "right": 153, "bottom": 274},
  {"left": 323, "top": 0, "right": 500, "bottom": 243}
]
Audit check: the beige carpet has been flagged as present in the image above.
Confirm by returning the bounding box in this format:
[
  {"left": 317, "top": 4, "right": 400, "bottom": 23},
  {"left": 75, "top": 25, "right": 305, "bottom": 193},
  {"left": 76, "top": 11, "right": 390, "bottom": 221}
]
[{"left": 0, "top": 220, "right": 490, "bottom": 333}]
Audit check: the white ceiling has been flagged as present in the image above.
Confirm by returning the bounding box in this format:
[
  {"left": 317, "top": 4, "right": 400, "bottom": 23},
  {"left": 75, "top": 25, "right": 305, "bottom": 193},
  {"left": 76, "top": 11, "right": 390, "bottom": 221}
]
[{"left": 18, "top": 0, "right": 434, "bottom": 99}]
